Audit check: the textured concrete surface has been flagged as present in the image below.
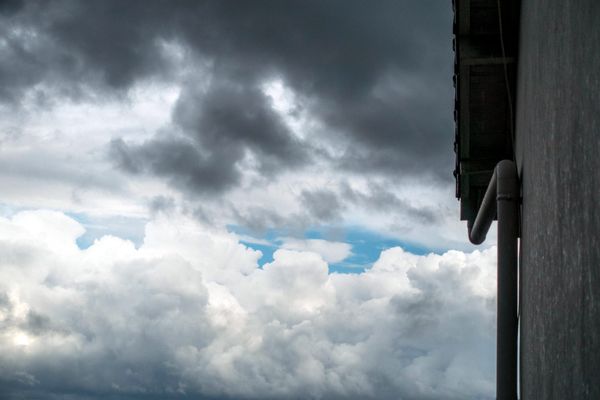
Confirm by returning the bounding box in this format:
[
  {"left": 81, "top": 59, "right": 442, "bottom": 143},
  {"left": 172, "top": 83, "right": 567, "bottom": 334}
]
[{"left": 515, "top": 0, "right": 600, "bottom": 398}]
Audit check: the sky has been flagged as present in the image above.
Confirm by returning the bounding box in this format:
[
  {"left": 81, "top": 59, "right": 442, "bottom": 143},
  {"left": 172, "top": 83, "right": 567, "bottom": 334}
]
[{"left": 0, "top": 1, "right": 497, "bottom": 399}]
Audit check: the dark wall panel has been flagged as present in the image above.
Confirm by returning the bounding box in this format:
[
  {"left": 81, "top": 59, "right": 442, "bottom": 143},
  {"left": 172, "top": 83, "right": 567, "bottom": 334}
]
[{"left": 515, "top": 0, "right": 600, "bottom": 398}]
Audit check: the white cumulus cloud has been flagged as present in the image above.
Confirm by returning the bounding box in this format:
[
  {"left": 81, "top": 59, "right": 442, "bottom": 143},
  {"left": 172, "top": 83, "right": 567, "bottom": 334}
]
[
  {"left": 279, "top": 238, "right": 353, "bottom": 264},
  {"left": 0, "top": 210, "right": 496, "bottom": 400}
]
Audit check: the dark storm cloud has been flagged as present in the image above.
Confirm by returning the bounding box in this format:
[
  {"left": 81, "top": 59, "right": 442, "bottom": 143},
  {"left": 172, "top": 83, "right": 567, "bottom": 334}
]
[
  {"left": 110, "top": 135, "right": 242, "bottom": 194},
  {"left": 0, "top": 1, "right": 164, "bottom": 103},
  {"left": 110, "top": 80, "right": 307, "bottom": 195},
  {"left": 0, "top": 0, "right": 24, "bottom": 16},
  {"left": 330, "top": 83, "right": 453, "bottom": 179},
  {"left": 2, "top": 0, "right": 453, "bottom": 195},
  {"left": 172, "top": 0, "right": 454, "bottom": 182}
]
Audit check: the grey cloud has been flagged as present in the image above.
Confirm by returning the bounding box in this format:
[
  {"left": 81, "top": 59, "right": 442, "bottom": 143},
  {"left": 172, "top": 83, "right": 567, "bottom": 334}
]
[
  {"left": 176, "top": 0, "right": 454, "bottom": 180},
  {"left": 227, "top": 182, "right": 441, "bottom": 236},
  {"left": 45, "top": 1, "right": 169, "bottom": 89},
  {"left": 390, "top": 293, "right": 443, "bottom": 337},
  {"left": 148, "top": 195, "right": 176, "bottom": 215},
  {"left": 300, "top": 188, "right": 345, "bottom": 222},
  {"left": 230, "top": 205, "right": 319, "bottom": 238},
  {"left": 3, "top": 0, "right": 453, "bottom": 193},
  {"left": 0, "top": 291, "right": 9, "bottom": 308},
  {"left": 111, "top": 80, "right": 309, "bottom": 196},
  {"left": 174, "top": 83, "right": 300, "bottom": 162},
  {"left": 0, "top": 149, "right": 126, "bottom": 194},
  {"left": 231, "top": 188, "right": 347, "bottom": 236},
  {"left": 341, "top": 182, "right": 441, "bottom": 225},
  {"left": 0, "top": 0, "right": 172, "bottom": 104},
  {"left": 109, "top": 138, "right": 142, "bottom": 174},
  {"left": 0, "top": 0, "right": 24, "bottom": 16},
  {"left": 0, "top": 294, "right": 64, "bottom": 338},
  {"left": 110, "top": 136, "right": 242, "bottom": 195},
  {"left": 172, "top": 81, "right": 308, "bottom": 176},
  {"left": 21, "top": 311, "right": 55, "bottom": 336},
  {"left": 232, "top": 205, "right": 288, "bottom": 235}
]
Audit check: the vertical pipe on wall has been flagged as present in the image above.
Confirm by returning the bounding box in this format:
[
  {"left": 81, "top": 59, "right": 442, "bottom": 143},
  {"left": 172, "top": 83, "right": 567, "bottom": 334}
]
[
  {"left": 468, "top": 159, "right": 519, "bottom": 400},
  {"left": 496, "top": 160, "right": 519, "bottom": 400}
]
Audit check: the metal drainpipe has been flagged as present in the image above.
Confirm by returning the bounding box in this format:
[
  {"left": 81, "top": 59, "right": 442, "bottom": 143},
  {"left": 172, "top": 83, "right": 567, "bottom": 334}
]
[{"left": 468, "top": 160, "right": 519, "bottom": 400}]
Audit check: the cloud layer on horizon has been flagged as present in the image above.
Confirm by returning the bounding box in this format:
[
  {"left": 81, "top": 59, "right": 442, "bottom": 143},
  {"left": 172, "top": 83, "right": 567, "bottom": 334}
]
[{"left": 1, "top": 210, "right": 496, "bottom": 400}]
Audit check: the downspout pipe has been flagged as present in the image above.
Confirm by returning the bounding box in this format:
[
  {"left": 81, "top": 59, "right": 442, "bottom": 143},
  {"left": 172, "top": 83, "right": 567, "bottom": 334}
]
[{"left": 468, "top": 160, "right": 519, "bottom": 400}]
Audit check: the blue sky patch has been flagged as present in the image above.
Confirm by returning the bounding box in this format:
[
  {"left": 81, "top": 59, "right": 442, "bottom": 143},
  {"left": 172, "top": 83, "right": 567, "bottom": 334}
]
[
  {"left": 229, "top": 225, "right": 439, "bottom": 274},
  {"left": 67, "top": 212, "right": 147, "bottom": 249}
]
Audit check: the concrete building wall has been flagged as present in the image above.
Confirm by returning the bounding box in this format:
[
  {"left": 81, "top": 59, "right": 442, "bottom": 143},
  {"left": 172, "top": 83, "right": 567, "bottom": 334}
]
[{"left": 515, "top": 0, "right": 600, "bottom": 398}]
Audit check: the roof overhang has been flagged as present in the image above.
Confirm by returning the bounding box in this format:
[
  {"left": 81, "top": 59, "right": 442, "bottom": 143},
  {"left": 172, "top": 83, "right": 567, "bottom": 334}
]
[{"left": 452, "top": 0, "right": 521, "bottom": 225}]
